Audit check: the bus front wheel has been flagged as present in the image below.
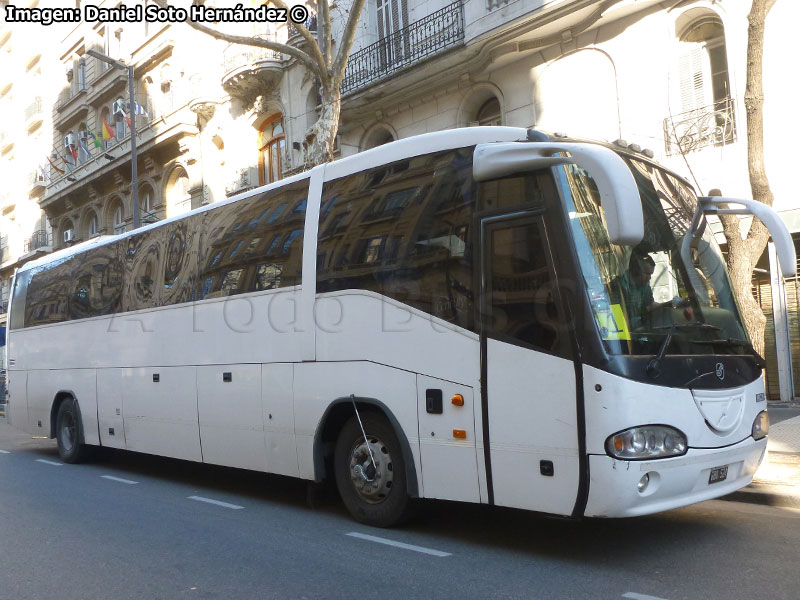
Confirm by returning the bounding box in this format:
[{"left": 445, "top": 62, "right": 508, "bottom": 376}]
[
  {"left": 334, "top": 413, "right": 410, "bottom": 527},
  {"left": 56, "top": 399, "right": 88, "bottom": 464}
]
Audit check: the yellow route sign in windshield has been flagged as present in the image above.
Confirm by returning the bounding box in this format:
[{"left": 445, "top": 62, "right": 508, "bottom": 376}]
[{"left": 594, "top": 304, "right": 631, "bottom": 341}]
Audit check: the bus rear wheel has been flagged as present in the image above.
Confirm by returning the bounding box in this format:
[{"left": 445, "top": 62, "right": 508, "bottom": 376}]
[
  {"left": 56, "top": 399, "right": 88, "bottom": 464},
  {"left": 334, "top": 413, "right": 410, "bottom": 527}
]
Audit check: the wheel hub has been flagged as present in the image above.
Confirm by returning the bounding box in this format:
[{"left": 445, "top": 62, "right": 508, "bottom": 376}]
[{"left": 349, "top": 436, "right": 393, "bottom": 504}]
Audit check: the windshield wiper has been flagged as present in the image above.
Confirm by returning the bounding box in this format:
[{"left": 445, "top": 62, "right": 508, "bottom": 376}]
[
  {"left": 646, "top": 322, "right": 721, "bottom": 378},
  {"left": 691, "top": 337, "right": 766, "bottom": 367}
]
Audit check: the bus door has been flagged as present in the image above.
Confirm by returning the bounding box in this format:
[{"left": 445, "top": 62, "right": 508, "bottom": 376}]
[{"left": 480, "top": 212, "right": 581, "bottom": 515}]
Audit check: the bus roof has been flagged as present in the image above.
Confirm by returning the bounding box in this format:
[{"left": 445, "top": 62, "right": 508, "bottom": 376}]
[{"left": 17, "top": 126, "right": 687, "bottom": 274}]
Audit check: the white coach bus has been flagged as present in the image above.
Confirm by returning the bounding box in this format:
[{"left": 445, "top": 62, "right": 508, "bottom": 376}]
[{"left": 4, "top": 127, "right": 793, "bottom": 526}]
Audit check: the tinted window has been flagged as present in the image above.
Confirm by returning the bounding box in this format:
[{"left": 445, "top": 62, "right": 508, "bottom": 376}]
[
  {"left": 24, "top": 256, "right": 73, "bottom": 327},
  {"left": 69, "top": 243, "right": 123, "bottom": 320},
  {"left": 196, "top": 178, "right": 308, "bottom": 299},
  {"left": 122, "top": 227, "right": 164, "bottom": 312},
  {"left": 162, "top": 217, "right": 200, "bottom": 306},
  {"left": 317, "top": 149, "right": 476, "bottom": 330}
]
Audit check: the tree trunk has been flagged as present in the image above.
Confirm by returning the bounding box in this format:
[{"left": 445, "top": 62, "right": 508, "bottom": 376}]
[
  {"left": 721, "top": 0, "right": 776, "bottom": 358},
  {"left": 306, "top": 85, "right": 341, "bottom": 167}
]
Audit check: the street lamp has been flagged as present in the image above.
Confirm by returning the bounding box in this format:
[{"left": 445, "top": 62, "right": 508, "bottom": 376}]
[{"left": 87, "top": 49, "right": 140, "bottom": 229}]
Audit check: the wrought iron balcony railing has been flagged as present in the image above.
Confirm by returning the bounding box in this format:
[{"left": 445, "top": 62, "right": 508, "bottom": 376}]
[
  {"left": 223, "top": 33, "right": 284, "bottom": 75},
  {"left": 24, "top": 230, "right": 52, "bottom": 253},
  {"left": 342, "top": 1, "right": 464, "bottom": 95},
  {"left": 663, "top": 99, "right": 736, "bottom": 155}
]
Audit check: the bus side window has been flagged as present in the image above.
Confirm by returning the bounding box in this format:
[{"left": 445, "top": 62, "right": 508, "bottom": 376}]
[{"left": 196, "top": 178, "right": 309, "bottom": 300}]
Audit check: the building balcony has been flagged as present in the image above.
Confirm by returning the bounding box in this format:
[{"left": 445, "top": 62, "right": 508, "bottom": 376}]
[
  {"left": 663, "top": 99, "right": 737, "bottom": 156},
  {"left": 25, "top": 96, "right": 44, "bottom": 131},
  {"left": 24, "top": 230, "right": 52, "bottom": 254},
  {"left": 55, "top": 85, "right": 89, "bottom": 129},
  {"left": 341, "top": 1, "right": 464, "bottom": 95},
  {"left": 221, "top": 33, "right": 285, "bottom": 98},
  {"left": 28, "top": 168, "right": 49, "bottom": 195}
]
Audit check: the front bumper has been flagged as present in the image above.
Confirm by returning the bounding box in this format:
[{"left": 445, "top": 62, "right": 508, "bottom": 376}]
[{"left": 584, "top": 436, "right": 767, "bottom": 517}]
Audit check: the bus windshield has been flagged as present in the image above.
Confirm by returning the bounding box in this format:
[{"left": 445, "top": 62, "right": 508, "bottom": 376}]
[{"left": 559, "top": 157, "right": 750, "bottom": 358}]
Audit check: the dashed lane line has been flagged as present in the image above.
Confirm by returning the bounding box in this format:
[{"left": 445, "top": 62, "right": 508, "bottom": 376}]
[
  {"left": 35, "top": 459, "right": 63, "bottom": 466},
  {"left": 101, "top": 475, "right": 139, "bottom": 485},
  {"left": 187, "top": 495, "right": 244, "bottom": 510},
  {"left": 623, "top": 593, "right": 670, "bottom": 600},
  {"left": 346, "top": 532, "right": 451, "bottom": 557},
  {"left": 0, "top": 450, "right": 10, "bottom": 454}
]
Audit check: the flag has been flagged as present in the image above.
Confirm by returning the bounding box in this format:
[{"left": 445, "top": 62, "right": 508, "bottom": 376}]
[
  {"left": 88, "top": 130, "right": 101, "bottom": 148},
  {"left": 79, "top": 137, "right": 91, "bottom": 158},
  {"left": 70, "top": 144, "right": 78, "bottom": 163},
  {"left": 134, "top": 102, "right": 147, "bottom": 116},
  {"left": 47, "top": 155, "right": 65, "bottom": 175},
  {"left": 102, "top": 115, "right": 115, "bottom": 140}
]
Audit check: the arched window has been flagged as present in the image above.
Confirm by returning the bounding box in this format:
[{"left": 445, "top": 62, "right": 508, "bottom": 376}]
[
  {"left": 670, "top": 10, "right": 735, "bottom": 151},
  {"left": 166, "top": 168, "right": 192, "bottom": 218},
  {"left": 259, "top": 115, "right": 285, "bottom": 185},
  {"left": 111, "top": 201, "right": 125, "bottom": 234},
  {"left": 61, "top": 219, "right": 75, "bottom": 246},
  {"left": 100, "top": 107, "right": 115, "bottom": 149},
  {"left": 113, "top": 97, "right": 128, "bottom": 140},
  {"left": 77, "top": 122, "right": 91, "bottom": 164},
  {"left": 140, "top": 186, "right": 156, "bottom": 223},
  {"left": 77, "top": 57, "right": 86, "bottom": 91},
  {"left": 85, "top": 211, "right": 99, "bottom": 238},
  {"left": 361, "top": 126, "right": 395, "bottom": 150},
  {"left": 476, "top": 97, "right": 502, "bottom": 126}
]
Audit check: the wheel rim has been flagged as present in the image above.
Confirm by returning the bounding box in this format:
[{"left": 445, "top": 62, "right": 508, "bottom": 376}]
[
  {"left": 60, "top": 410, "right": 76, "bottom": 453},
  {"left": 348, "top": 435, "right": 394, "bottom": 504}
]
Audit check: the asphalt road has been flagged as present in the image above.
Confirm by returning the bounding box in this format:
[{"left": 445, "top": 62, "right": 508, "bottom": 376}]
[{"left": 1, "top": 419, "right": 798, "bottom": 600}]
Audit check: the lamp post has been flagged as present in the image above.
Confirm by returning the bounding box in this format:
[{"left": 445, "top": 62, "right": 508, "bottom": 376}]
[{"left": 87, "top": 49, "right": 140, "bottom": 229}]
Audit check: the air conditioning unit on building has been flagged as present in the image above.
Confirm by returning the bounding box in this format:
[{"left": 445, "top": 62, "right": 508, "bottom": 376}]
[
  {"left": 64, "top": 133, "right": 75, "bottom": 148},
  {"left": 63, "top": 229, "right": 74, "bottom": 243}
]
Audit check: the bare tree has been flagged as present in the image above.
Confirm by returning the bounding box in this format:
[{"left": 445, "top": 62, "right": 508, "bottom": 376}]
[
  {"left": 718, "top": 0, "right": 777, "bottom": 357},
  {"left": 154, "top": 0, "right": 366, "bottom": 166}
]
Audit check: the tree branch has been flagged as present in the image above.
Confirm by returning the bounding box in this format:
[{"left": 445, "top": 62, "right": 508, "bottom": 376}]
[
  {"left": 332, "top": 0, "right": 368, "bottom": 86},
  {"left": 151, "top": 0, "right": 325, "bottom": 79}
]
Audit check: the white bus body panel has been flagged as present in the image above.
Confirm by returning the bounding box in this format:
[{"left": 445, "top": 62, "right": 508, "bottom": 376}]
[
  {"left": 416, "top": 374, "right": 480, "bottom": 503},
  {"left": 582, "top": 366, "right": 767, "bottom": 516},
  {"left": 97, "top": 368, "right": 126, "bottom": 449},
  {"left": 262, "top": 363, "right": 299, "bottom": 478},
  {"left": 293, "top": 361, "right": 423, "bottom": 492},
  {"left": 26, "top": 369, "right": 99, "bottom": 445},
  {"left": 486, "top": 338, "right": 579, "bottom": 515},
  {"left": 198, "top": 364, "right": 265, "bottom": 472},
  {"left": 7, "top": 371, "right": 27, "bottom": 431},
  {"left": 122, "top": 366, "right": 201, "bottom": 462}
]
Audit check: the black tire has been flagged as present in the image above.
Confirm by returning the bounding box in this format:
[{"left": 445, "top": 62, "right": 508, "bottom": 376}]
[
  {"left": 334, "top": 412, "right": 410, "bottom": 527},
  {"left": 55, "top": 399, "right": 88, "bottom": 464}
]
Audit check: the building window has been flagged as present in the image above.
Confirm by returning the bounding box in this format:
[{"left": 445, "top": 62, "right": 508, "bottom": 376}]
[
  {"left": 86, "top": 211, "right": 99, "bottom": 238},
  {"left": 166, "top": 168, "right": 192, "bottom": 218},
  {"left": 259, "top": 115, "right": 285, "bottom": 185},
  {"left": 476, "top": 97, "right": 502, "bottom": 126},
  {"left": 113, "top": 97, "right": 128, "bottom": 140},
  {"left": 376, "top": 0, "right": 409, "bottom": 68},
  {"left": 77, "top": 123, "right": 91, "bottom": 163},
  {"left": 112, "top": 203, "right": 125, "bottom": 234},
  {"left": 666, "top": 11, "right": 735, "bottom": 154},
  {"left": 77, "top": 57, "right": 86, "bottom": 91},
  {"left": 141, "top": 186, "right": 158, "bottom": 223}
]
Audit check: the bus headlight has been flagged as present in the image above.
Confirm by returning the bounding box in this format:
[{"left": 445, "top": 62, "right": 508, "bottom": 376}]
[
  {"left": 605, "top": 425, "right": 688, "bottom": 460},
  {"left": 752, "top": 411, "right": 768, "bottom": 440}
]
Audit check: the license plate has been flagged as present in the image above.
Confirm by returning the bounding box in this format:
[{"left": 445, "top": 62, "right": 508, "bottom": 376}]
[{"left": 709, "top": 465, "right": 728, "bottom": 484}]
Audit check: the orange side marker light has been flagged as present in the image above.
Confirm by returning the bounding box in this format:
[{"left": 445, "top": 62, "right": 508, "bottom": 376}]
[
  {"left": 451, "top": 394, "right": 464, "bottom": 406},
  {"left": 453, "top": 429, "right": 467, "bottom": 439}
]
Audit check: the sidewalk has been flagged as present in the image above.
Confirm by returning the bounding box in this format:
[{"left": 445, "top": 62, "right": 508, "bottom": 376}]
[{"left": 724, "top": 406, "right": 800, "bottom": 509}]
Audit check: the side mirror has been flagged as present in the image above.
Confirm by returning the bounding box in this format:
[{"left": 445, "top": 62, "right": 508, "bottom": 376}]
[
  {"left": 473, "top": 142, "right": 644, "bottom": 246},
  {"left": 699, "top": 196, "right": 797, "bottom": 278}
]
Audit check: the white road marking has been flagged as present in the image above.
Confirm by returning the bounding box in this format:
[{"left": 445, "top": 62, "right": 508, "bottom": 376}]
[
  {"left": 0, "top": 450, "right": 10, "bottom": 454},
  {"left": 623, "top": 593, "right": 670, "bottom": 600},
  {"left": 101, "top": 475, "right": 139, "bottom": 485},
  {"left": 36, "top": 459, "right": 63, "bottom": 466},
  {"left": 187, "top": 495, "right": 244, "bottom": 510},
  {"left": 346, "top": 532, "right": 451, "bottom": 557}
]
